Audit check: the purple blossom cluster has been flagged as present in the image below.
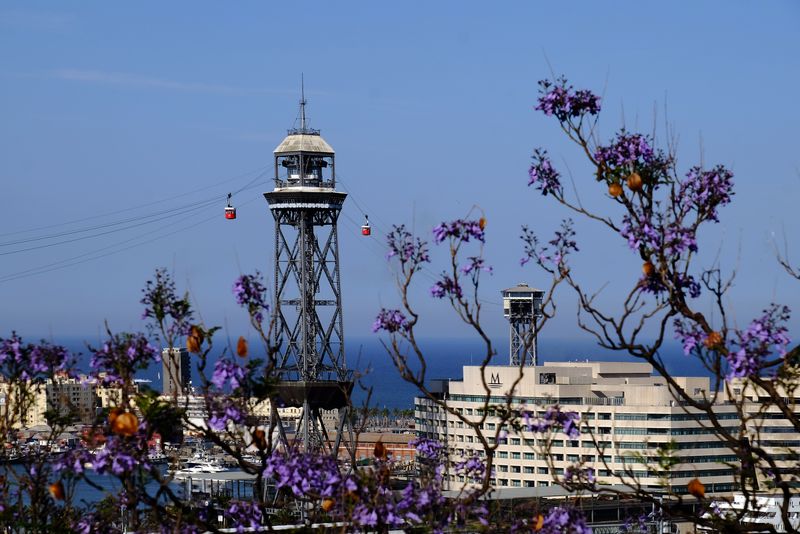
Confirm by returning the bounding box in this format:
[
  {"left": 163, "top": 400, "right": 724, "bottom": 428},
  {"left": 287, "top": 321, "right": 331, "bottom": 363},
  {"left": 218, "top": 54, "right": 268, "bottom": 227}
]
[
  {"left": 432, "top": 219, "right": 486, "bottom": 244},
  {"left": 233, "top": 272, "right": 269, "bottom": 324},
  {"left": 263, "top": 450, "right": 350, "bottom": 499},
  {"left": 537, "top": 506, "right": 592, "bottom": 534},
  {"left": 535, "top": 77, "right": 601, "bottom": 122},
  {"left": 525, "top": 405, "right": 581, "bottom": 440},
  {"left": 140, "top": 268, "right": 193, "bottom": 340},
  {"left": 372, "top": 308, "right": 409, "bottom": 334},
  {"left": 226, "top": 501, "right": 263, "bottom": 533},
  {"left": 564, "top": 465, "right": 595, "bottom": 485},
  {"left": 453, "top": 454, "right": 487, "bottom": 483},
  {"left": 461, "top": 256, "right": 492, "bottom": 276},
  {"left": 90, "top": 332, "right": 157, "bottom": 386},
  {"left": 663, "top": 223, "right": 698, "bottom": 256},
  {"left": 528, "top": 149, "right": 562, "bottom": 197},
  {"left": 727, "top": 305, "right": 792, "bottom": 380},
  {"left": 679, "top": 165, "right": 735, "bottom": 222},
  {"left": 641, "top": 271, "right": 700, "bottom": 299},
  {"left": 430, "top": 275, "right": 463, "bottom": 299},
  {"left": 620, "top": 213, "right": 660, "bottom": 252},
  {"left": 0, "top": 334, "right": 72, "bottom": 382},
  {"left": 594, "top": 131, "right": 655, "bottom": 170},
  {"left": 208, "top": 399, "right": 245, "bottom": 431},
  {"left": 55, "top": 431, "right": 151, "bottom": 478},
  {"left": 386, "top": 224, "right": 430, "bottom": 268},
  {"left": 410, "top": 437, "right": 445, "bottom": 462},
  {"left": 211, "top": 358, "right": 247, "bottom": 390}
]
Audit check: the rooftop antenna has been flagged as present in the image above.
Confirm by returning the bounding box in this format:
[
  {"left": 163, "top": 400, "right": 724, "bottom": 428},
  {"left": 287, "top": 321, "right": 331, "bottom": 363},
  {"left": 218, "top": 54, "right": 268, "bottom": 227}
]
[{"left": 300, "top": 73, "right": 307, "bottom": 130}]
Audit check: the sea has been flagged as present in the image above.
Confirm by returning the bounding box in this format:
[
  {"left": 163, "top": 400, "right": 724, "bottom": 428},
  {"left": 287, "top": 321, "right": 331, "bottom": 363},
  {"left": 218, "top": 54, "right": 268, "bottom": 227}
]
[{"left": 49, "top": 336, "right": 705, "bottom": 410}]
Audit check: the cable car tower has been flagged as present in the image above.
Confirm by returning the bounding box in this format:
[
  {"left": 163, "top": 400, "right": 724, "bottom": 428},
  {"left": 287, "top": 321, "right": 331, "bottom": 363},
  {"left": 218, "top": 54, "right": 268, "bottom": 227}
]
[
  {"left": 502, "top": 283, "right": 544, "bottom": 366},
  {"left": 265, "top": 88, "right": 353, "bottom": 454}
]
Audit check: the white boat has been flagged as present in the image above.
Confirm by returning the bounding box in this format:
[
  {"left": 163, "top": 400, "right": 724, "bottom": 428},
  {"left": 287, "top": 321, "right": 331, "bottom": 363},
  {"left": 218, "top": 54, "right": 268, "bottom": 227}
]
[{"left": 173, "top": 455, "right": 229, "bottom": 479}]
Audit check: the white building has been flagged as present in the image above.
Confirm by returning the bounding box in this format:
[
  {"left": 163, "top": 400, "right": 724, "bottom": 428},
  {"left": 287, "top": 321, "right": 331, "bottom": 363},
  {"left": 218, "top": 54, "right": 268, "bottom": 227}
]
[{"left": 415, "top": 361, "right": 799, "bottom": 495}]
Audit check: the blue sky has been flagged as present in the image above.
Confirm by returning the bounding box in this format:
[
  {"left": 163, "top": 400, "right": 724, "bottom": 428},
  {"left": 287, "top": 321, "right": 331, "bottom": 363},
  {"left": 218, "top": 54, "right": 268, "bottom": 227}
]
[{"left": 1, "top": 2, "right": 798, "bottom": 349}]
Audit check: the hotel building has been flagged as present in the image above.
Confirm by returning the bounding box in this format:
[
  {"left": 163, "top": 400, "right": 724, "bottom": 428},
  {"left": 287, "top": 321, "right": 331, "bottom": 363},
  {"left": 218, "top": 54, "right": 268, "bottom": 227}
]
[{"left": 415, "top": 360, "right": 799, "bottom": 495}]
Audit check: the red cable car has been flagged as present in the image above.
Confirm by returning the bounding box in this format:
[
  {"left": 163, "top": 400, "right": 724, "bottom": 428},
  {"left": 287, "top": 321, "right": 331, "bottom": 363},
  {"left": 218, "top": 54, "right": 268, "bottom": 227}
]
[
  {"left": 225, "top": 193, "right": 236, "bottom": 220},
  {"left": 361, "top": 215, "right": 371, "bottom": 236}
]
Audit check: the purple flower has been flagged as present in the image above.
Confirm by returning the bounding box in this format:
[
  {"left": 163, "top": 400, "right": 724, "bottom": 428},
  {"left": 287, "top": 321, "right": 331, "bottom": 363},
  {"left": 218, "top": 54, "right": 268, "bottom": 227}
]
[
  {"left": 461, "top": 256, "right": 493, "bottom": 276},
  {"left": 535, "top": 77, "right": 601, "bottom": 122},
  {"left": 211, "top": 358, "right": 246, "bottom": 390},
  {"left": 726, "top": 305, "right": 791, "bottom": 380},
  {"left": 411, "top": 438, "right": 444, "bottom": 461},
  {"left": 663, "top": 223, "right": 698, "bottom": 256},
  {"left": 528, "top": 149, "right": 562, "bottom": 197},
  {"left": 432, "top": 219, "right": 485, "bottom": 244},
  {"left": 621, "top": 213, "right": 661, "bottom": 252},
  {"left": 0, "top": 334, "right": 73, "bottom": 382},
  {"left": 521, "top": 219, "right": 579, "bottom": 273},
  {"left": 227, "top": 501, "right": 262, "bottom": 533},
  {"left": 430, "top": 275, "right": 462, "bottom": 299},
  {"left": 527, "top": 405, "right": 581, "bottom": 439},
  {"left": 679, "top": 165, "right": 734, "bottom": 222},
  {"left": 90, "top": 332, "right": 157, "bottom": 386},
  {"left": 386, "top": 225, "right": 430, "bottom": 267},
  {"left": 595, "top": 131, "right": 655, "bottom": 170},
  {"left": 674, "top": 320, "right": 704, "bottom": 355},
  {"left": 233, "top": 272, "right": 269, "bottom": 323},
  {"left": 372, "top": 309, "right": 409, "bottom": 334},
  {"left": 539, "top": 507, "right": 592, "bottom": 534},
  {"left": 208, "top": 400, "right": 244, "bottom": 431}
]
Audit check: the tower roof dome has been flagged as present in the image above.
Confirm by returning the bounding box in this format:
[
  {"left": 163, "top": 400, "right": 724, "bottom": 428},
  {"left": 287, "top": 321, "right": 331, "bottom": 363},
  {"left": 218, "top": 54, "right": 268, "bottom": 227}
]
[{"left": 273, "top": 133, "right": 334, "bottom": 155}]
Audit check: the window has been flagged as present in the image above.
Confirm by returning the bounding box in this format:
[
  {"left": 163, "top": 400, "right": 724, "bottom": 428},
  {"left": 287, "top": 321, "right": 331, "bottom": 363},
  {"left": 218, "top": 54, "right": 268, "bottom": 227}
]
[
  {"left": 524, "top": 452, "right": 534, "bottom": 460},
  {"left": 499, "top": 465, "right": 508, "bottom": 472},
  {"left": 511, "top": 452, "right": 521, "bottom": 459},
  {"left": 524, "top": 466, "right": 534, "bottom": 474},
  {"left": 538, "top": 467, "right": 549, "bottom": 474},
  {"left": 511, "top": 466, "right": 521, "bottom": 473},
  {"left": 511, "top": 438, "right": 521, "bottom": 446},
  {"left": 539, "top": 373, "right": 556, "bottom": 384},
  {"left": 498, "top": 451, "right": 508, "bottom": 458}
]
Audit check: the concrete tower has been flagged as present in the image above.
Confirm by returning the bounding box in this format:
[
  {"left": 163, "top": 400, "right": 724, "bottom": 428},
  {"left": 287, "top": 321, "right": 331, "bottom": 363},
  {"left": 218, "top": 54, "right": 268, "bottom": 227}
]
[
  {"left": 264, "top": 91, "right": 352, "bottom": 453},
  {"left": 502, "top": 283, "right": 544, "bottom": 366},
  {"left": 162, "top": 347, "right": 190, "bottom": 396}
]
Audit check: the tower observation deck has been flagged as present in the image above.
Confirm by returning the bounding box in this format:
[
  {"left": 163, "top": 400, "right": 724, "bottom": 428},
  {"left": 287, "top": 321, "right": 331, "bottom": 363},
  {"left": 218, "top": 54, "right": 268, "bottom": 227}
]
[
  {"left": 264, "top": 94, "right": 353, "bottom": 453},
  {"left": 502, "top": 283, "right": 544, "bottom": 366}
]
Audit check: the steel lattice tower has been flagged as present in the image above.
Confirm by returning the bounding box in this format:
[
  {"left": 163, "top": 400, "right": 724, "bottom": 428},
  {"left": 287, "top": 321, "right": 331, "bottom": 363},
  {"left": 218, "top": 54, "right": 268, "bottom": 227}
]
[
  {"left": 265, "top": 93, "right": 353, "bottom": 454},
  {"left": 502, "top": 283, "right": 544, "bottom": 366}
]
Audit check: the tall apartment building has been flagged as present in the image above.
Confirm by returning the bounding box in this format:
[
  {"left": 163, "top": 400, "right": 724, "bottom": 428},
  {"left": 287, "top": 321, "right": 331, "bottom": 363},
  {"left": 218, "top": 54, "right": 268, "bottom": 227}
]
[
  {"left": 415, "top": 361, "right": 798, "bottom": 495},
  {"left": 162, "top": 347, "right": 190, "bottom": 396},
  {"left": 0, "top": 374, "right": 126, "bottom": 428}
]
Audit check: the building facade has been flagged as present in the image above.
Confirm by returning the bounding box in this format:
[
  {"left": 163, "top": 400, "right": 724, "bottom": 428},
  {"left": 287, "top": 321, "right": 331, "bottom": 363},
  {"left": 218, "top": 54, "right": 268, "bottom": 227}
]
[
  {"left": 415, "top": 361, "right": 799, "bottom": 495},
  {"left": 162, "top": 347, "right": 191, "bottom": 396}
]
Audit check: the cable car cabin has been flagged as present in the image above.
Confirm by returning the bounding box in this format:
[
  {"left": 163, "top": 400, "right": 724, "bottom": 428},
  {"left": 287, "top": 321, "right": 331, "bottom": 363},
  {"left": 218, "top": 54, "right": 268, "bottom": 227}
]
[
  {"left": 225, "top": 206, "right": 237, "bottom": 220},
  {"left": 361, "top": 216, "right": 371, "bottom": 236}
]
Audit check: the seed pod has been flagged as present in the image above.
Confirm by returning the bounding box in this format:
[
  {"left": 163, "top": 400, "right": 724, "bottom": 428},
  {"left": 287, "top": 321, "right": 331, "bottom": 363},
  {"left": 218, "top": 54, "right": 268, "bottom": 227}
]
[
  {"left": 252, "top": 429, "right": 267, "bottom": 451},
  {"left": 704, "top": 331, "right": 723, "bottom": 349},
  {"left": 237, "top": 336, "right": 248, "bottom": 358},
  {"left": 627, "top": 172, "right": 643, "bottom": 191},
  {"left": 49, "top": 481, "right": 65, "bottom": 500},
  {"left": 642, "top": 261, "right": 655, "bottom": 277},
  {"left": 187, "top": 335, "right": 201, "bottom": 354},
  {"left": 112, "top": 412, "right": 139, "bottom": 437},
  {"left": 479, "top": 217, "right": 487, "bottom": 230},
  {"left": 373, "top": 439, "right": 387, "bottom": 460},
  {"left": 108, "top": 407, "right": 123, "bottom": 427},
  {"left": 321, "top": 498, "right": 335, "bottom": 512},
  {"left": 608, "top": 183, "right": 623, "bottom": 198},
  {"left": 687, "top": 478, "right": 705, "bottom": 499},
  {"left": 534, "top": 514, "right": 544, "bottom": 531}
]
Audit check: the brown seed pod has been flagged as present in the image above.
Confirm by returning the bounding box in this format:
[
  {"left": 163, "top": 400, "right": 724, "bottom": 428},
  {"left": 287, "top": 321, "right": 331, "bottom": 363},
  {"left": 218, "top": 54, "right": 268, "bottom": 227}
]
[
  {"left": 642, "top": 261, "right": 655, "bottom": 277},
  {"left": 703, "top": 331, "right": 723, "bottom": 349},
  {"left": 534, "top": 513, "right": 544, "bottom": 531},
  {"left": 321, "top": 498, "right": 335, "bottom": 512},
  {"left": 187, "top": 335, "right": 201, "bottom": 354},
  {"left": 687, "top": 478, "right": 705, "bottom": 499},
  {"left": 373, "top": 440, "right": 387, "bottom": 460},
  {"left": 252, "top": 429, "right": 267, "bottom": 451},
  {"left": 608, "top": 183, "right": 623, "bottom": 198},
  {"left": 108, "top": 407, "right": 123, "bottom": 427},
  {"left": 479, "top": 217, "right": 487, "bottom": 230},
  {"left": 49, "top": 480, "right": 65, "bottom": 500},
  {"left": 626, "top": 172, "right": 643, "bottom": 191},
  {"left": 111, "top": 412, "right": 139, "bottom": 437},
  {"left": 236, "top": 336, "right": 248, "bottom": 358}
]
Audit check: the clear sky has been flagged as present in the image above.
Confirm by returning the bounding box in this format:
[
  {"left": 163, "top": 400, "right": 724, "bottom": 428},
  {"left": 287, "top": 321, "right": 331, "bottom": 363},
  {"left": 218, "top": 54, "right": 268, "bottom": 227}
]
[{"left": 1, "top": 2, "right": 798, "bottom": 347}]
